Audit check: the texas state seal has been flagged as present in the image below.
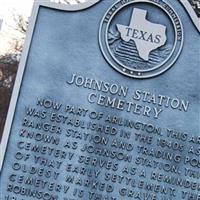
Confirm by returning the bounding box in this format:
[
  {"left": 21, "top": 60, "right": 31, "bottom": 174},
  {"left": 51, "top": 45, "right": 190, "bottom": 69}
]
[{"left": 99, "top": 0, "right": 184, "bottom": 78}]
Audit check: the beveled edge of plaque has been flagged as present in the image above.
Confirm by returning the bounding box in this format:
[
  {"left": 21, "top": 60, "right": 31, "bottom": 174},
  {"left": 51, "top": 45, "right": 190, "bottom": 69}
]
[
  {"left": 0, "top": 0, "right": 101, "bottom": 171},
  {"left": 179, "top": 0, "right": 200, "bottom": 33}
]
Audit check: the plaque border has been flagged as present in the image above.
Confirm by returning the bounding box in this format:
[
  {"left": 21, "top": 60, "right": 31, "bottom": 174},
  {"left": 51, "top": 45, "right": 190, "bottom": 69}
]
[{"left": 0, "top": 0, "right": 100, "bottom": 171}]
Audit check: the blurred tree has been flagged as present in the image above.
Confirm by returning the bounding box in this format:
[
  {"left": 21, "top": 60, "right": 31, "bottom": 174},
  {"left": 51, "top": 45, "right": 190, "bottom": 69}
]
[
  {"left": 0, "top": 13, "right": 27, "bottom": 138},
  {"left": 191, "top": 0, "right": 200, "bottom": 17},
  {"left": 0, "top": 57, "right": 18, "bottom": 140},
  {"left": 51, "top": 0, "right": 83, "bottom": 4},
  {"left": 9, "top": 13, "right": 28, "bottom": 55}
]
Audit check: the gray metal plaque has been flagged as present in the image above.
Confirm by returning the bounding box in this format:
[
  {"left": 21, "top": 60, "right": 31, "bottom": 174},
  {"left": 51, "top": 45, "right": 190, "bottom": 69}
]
[{"left": 0, "top": 0, "right": 200, "bottom": 200}]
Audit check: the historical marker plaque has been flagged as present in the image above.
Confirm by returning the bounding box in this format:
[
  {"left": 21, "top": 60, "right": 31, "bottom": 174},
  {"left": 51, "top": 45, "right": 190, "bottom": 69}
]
[{"left": 0, "top": 0, "right": 199, "bottom": 200}]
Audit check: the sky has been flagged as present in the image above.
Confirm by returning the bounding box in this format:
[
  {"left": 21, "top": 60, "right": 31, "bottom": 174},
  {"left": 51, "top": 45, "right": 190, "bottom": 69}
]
[
  {"left": 0, "top": 0, "right": 34, "bottom": 55},
  {"left": 0, "top": 0, "right": 34, "bottom": 18}
]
